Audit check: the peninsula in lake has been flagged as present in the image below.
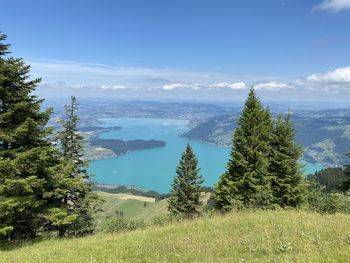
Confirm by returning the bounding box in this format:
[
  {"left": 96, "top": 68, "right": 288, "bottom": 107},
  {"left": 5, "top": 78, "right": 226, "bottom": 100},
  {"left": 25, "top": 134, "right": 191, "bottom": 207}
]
[
  {"left": 78, "top": 125, "right": 166, "bottom": 160},
  {"left": 91, "top": 138, "right": 166, "bottom": 156}
]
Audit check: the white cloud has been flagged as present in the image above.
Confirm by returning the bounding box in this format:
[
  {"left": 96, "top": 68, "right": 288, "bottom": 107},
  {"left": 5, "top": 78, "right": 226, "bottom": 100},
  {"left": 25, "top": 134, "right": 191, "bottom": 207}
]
[
  {"left": 305, "top": 66, "right": 350, "bottom": 83},
  {"left": 161, "top": 83, "right": 206, "bottom": 91},
  {"left": 100, "top": 85, "right": 126, "bottom": 91},
  {"left": 31, "top": 58, "right": 350, "bottom": 99},
  {"left": 39, "top": 81, "right": 85, "bottom": 90},
  {"left": 71, "top": 84, "right": 84, "bottom": 89},
  {"left": 192, "top": 84, "right": 203, "bottom": 90},
  {"left": 112, "top": 85, "right": 126, "bottom": 90},
  {"left": 294, "top": 66, "right": 350, "bottom": 93},
  {"left": 162, "top": 81, "right": 247, "bottom": 91},
  {"left": 162, "top": 83, "right": 187, "bottom": 91},
  {"left": 209, "top": 81, "right": 247, "bottom": 90},
  {"left": 313, "top": 0, "right": 350, "bottom": 13},
  {"left": 254, "top": 81, "right": 291, "bottom": 91}
]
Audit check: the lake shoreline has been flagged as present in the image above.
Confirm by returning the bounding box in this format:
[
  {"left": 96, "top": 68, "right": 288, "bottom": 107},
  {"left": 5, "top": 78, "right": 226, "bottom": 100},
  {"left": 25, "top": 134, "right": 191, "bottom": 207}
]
[{"left": 88, "top": 117, "right": 324, "bottom": 193}]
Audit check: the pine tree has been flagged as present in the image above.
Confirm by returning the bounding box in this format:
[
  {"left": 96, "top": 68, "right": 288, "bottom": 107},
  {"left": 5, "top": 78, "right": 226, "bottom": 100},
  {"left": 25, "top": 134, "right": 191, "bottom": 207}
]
[
  {"left": 0, "top": 33, "right": 74, "bottom": 238},
  {"left": 270, "top": 114, "right": 306, "bottom": 207},
  {"left": 168, "top": 144, "right": 204, "bottom": 217},
  {"left": 214, "top": 87, "right": 273, "bottom": 210},
  {"left": 56, "top": 96, "right": 99, "bottom": 236},
  {"left": 58, "top": 96, "right": 87, "bottom": 178},
  {"left": 340, "top": 149, "right": 350, "bottom": 191}
]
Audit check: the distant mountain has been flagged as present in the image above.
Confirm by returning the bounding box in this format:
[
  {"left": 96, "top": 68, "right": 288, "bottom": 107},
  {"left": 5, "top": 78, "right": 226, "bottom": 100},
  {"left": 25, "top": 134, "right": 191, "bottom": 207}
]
[
  {"left": 184, "top": 109, "right": 350, "bottom": 166},
  {"left": 184, "top": 113, "right": 238, "bottom": 147}
]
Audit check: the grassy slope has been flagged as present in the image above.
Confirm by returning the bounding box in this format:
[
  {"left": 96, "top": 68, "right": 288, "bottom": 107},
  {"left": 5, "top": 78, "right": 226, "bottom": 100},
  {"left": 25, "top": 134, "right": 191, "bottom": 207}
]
[
  {"left": 2, "top": 210, "right": 350, "bottom": 263},
  {"left": 94, "top": 191, "right": 210, "bottom": 224},
  {"left": 94, "top": 191, "right": 168, "bottom": 225}
]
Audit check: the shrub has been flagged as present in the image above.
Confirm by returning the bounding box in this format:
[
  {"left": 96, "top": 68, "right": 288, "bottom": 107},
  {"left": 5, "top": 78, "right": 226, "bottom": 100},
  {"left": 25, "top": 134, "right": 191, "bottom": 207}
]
[
  {"left": 308, "top": 191, "right": 350, "bottom": 214},
  {"left": 150, "top": 215, "right": 174, "bottom": 227},
  {"left": 100, "top": 216, "right": 145, "bottom": 233},
  {"left": 318, "top": 193, "right": 343, "bottom": 213}
]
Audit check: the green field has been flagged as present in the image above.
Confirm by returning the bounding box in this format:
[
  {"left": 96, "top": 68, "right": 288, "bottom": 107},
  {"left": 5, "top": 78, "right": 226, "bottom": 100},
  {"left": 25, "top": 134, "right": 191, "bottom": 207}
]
[
  {"left": 94, "top": 191, "right": 168, "bottom": 225},
  {"left": 94, "top": 191, "right": 211, "bottom": 224},
  {"left": 2, "top": 210, "right": 350, "bottom": 262}
]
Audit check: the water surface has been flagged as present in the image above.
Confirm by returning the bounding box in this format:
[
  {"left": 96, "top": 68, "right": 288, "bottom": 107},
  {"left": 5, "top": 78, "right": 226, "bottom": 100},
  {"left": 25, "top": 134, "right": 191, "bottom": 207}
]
[{"left": 89, "top": 117, "right": 323, "bottom": 193}]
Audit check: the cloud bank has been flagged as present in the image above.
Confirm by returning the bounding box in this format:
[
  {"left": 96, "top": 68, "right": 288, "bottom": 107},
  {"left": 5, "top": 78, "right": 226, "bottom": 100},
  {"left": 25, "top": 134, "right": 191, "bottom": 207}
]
[
  {"left": 254, "top": 82, "right": 291, "bottom": 91},
  {"left": 209, "top": 82, "right": 247, "bottom": 90},
  {"left": 100, "top": 85, "right": 126, "bottom": 91},
  {"left": 294, "top": 66, "right": 350, "bottom": 93},
  {"left": 32, "top": 59, "right": 350, "bottom": 101}
]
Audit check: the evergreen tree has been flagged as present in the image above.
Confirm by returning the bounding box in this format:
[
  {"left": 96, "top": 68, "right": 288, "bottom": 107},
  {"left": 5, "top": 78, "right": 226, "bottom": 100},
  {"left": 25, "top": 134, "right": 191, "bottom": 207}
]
[
  {"left": 214, "top": 87, "right": 273, "bottom": 210},
  {"left": 308, "top": 168, "right": 346, "bottom": 193},
  {"left": 56, "top": 96, "right": 99, "bottom": 236},
  {"left": 0, "top": 33, "right": 74, "bottom": 238},
  {"left": 270, "top": 114, "right": 306, "bottom": 207},
  {"left": 58, "top": 96, "right": 87, "bottom": 178},
  {"left": 168, "top": 144, "right": 204, "bottom": 217},
  {"left": 340, "top": 149, "right": 350, "bottom": 191}
]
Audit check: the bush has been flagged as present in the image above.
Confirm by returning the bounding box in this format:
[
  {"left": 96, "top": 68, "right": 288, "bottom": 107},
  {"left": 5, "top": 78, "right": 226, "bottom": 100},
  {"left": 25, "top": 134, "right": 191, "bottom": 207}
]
[
  {"left": 150, "top": 215, "right": 174, "bottom": 227},
  {"left": 0, "top": 226, "right": 14, "bottom": 239},
  {"left": 100, "top": 216, "right": 145, "bottom": 233},
  {"left": 308, "top": 192, "right": 350, "bottom": 214},
  {"left": 319, "top": 193, "right": 343, "bottom": 213}
]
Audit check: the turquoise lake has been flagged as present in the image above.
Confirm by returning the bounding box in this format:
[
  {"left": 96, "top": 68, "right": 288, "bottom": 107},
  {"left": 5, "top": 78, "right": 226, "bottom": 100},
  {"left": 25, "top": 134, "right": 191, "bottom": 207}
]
[{"left": 89, "top": 117, "right": 323, "bottom": 193}]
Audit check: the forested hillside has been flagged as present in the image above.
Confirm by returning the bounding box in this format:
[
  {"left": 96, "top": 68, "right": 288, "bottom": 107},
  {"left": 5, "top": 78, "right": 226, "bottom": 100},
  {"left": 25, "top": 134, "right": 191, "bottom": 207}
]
[{"left": 184, "top": 109, "right": 350, "bottom": 166}]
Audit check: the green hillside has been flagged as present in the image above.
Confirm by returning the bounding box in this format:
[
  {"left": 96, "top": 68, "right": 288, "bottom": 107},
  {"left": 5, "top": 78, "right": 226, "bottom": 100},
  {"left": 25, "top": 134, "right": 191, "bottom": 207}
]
[
  {"left": 184, "top": 109, "right": 350, "bottom": 166},
  {"left": 95, "top": 191, "right": 168, "bottom": 225},
  {"left": 2, "top": 210, "right": 350, "bottom": 263},
  {"left": 94, "top": 191, "right": 212, "bottom": 224}
]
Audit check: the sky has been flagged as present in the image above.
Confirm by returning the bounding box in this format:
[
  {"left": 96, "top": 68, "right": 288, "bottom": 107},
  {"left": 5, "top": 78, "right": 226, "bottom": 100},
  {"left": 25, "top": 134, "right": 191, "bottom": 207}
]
[{"left": 1, "top": 0, "right": 350, "bottom": 102}]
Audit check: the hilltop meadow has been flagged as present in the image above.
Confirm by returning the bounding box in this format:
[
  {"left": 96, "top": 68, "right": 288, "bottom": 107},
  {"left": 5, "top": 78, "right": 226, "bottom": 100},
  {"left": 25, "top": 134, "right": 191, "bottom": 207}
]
[{"left": 1, "top": 210, "right": 350, "bottom": 263}]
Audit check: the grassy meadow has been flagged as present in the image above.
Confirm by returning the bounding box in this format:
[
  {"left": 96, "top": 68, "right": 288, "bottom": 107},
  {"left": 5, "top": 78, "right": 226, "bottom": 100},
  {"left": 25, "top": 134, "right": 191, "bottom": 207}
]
[
  {"left": 94, "top": 191, "right": 168, "bottom": 225},
  {"left": 94, "top": 191, "right": 211, "bottom": 225},
  {"left": 1, "top": 210, "right": 350, "bottom": 263}
]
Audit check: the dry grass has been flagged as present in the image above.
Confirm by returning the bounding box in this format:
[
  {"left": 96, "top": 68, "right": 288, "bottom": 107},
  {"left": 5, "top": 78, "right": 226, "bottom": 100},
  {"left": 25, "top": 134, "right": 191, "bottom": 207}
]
[{"left": 96, "top": 191, "right": 156, "bottom": 203}]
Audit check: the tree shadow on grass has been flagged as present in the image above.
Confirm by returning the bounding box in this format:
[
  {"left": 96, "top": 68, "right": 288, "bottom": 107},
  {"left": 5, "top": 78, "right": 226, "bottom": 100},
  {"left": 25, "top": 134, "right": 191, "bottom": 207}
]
[
  {"left": 0, "top": 234, "right": 90, "bottom": 251},
  {"left": 0, "top": 237, "right": 48, "bottom": 251}
]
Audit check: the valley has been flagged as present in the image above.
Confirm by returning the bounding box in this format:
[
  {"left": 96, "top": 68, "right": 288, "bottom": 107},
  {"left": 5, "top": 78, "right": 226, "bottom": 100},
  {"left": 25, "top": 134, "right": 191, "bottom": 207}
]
[
  {"left": 65, "top": 100, "right": 350, "bottom": 167},
  {"left": 50, "top": 100, "right": 350, "bottom": 167},
  {"left": 47, "top": 99, "right": 348, "bottom": 192}
]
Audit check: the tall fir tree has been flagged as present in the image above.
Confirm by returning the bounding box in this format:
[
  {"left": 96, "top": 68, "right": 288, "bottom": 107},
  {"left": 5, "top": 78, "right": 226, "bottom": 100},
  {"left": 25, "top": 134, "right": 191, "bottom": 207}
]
[
  {"left": 340, "top": 149, "right": 350, "bottom": 191},
  {"left": 168, "top": 144, "right": 204, "bottom": 217},
  {"left": 56, "top": 96, "right": 99, "bottom": 236},
  {"left": 0, "top": 33, "right": 75, "bottom": 238},
  {"left": 270, "top": 114, "right": 306, "bottom": 207},
  {"left": 214, "top": 87, "right": 273, "bottom": 210},
  {"left": 58, "top": 96, "right": 87, "bottom": 178}
]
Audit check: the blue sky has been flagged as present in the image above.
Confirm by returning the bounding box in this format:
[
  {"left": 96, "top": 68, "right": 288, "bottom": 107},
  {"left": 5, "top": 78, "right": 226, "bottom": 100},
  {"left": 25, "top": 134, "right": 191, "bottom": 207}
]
[{"left": 1, "top": 0, "right": 350, "bottom": 102}]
